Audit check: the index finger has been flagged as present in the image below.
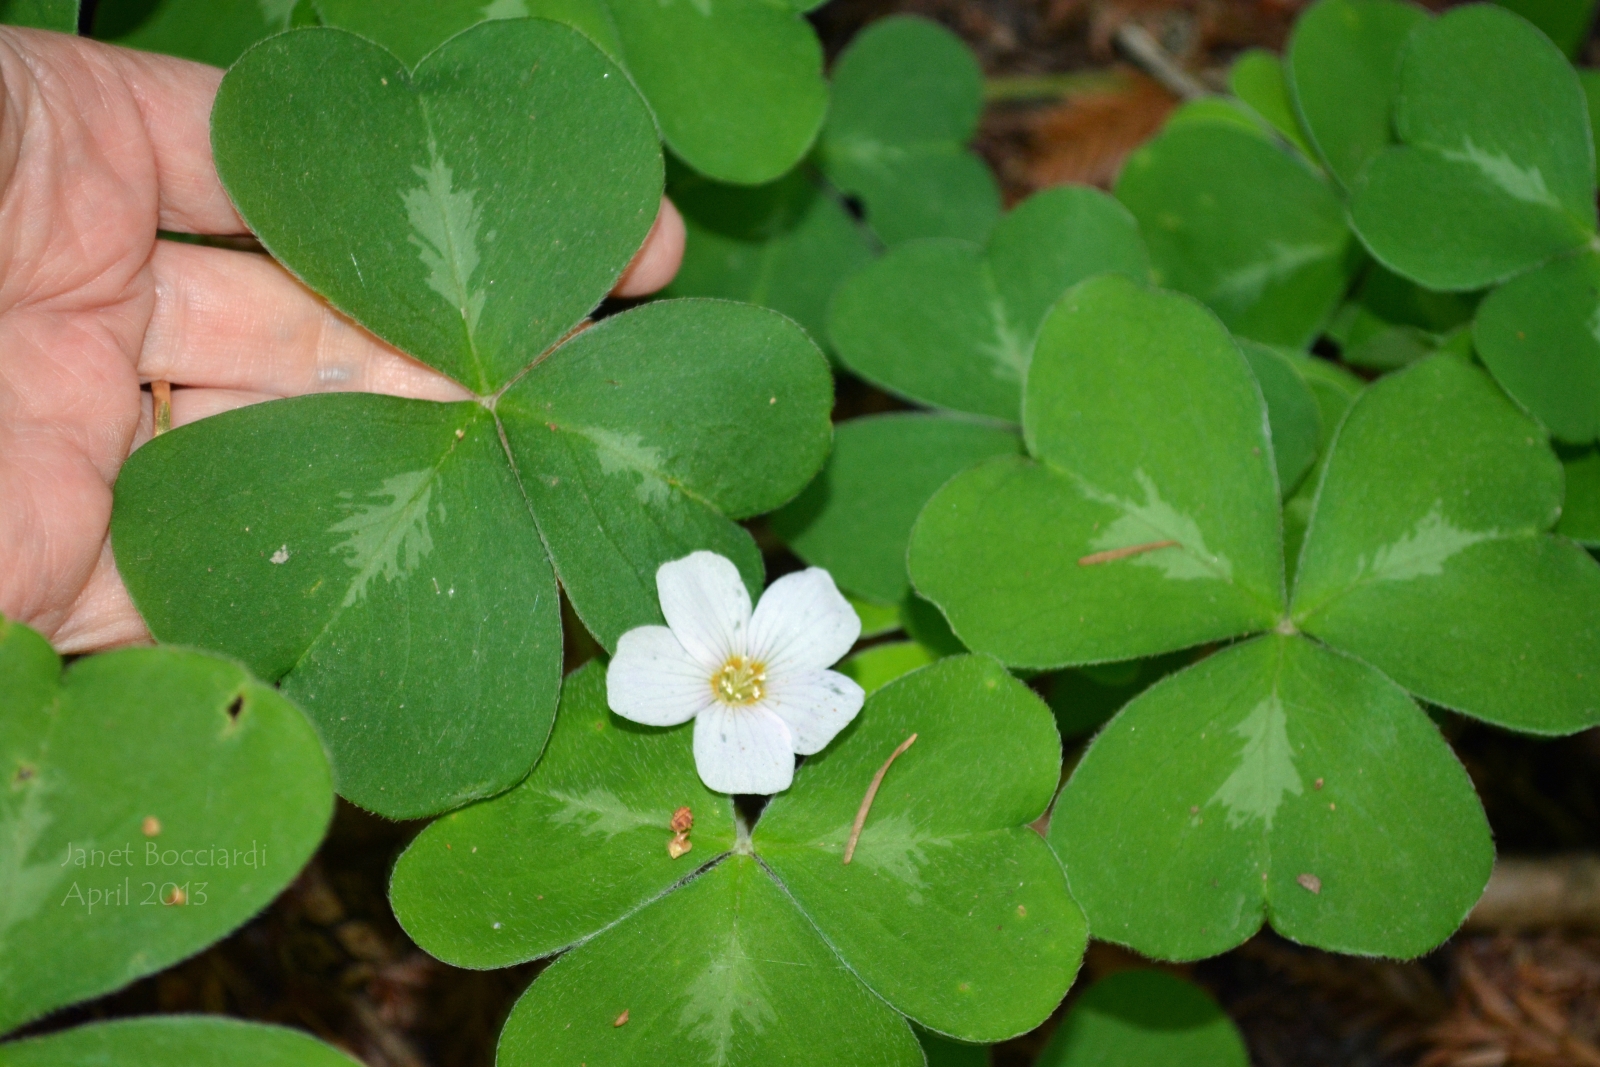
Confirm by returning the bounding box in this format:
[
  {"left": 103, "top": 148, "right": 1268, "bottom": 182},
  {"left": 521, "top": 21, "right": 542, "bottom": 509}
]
[{"left": 94, "top": 37, "right": 245, "bottom": 234}]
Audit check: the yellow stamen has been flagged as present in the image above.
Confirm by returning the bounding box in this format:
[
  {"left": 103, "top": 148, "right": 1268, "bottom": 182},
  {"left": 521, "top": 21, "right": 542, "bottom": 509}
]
[{"left": 711, "top": 655, "right": 766, "bottom": 705}]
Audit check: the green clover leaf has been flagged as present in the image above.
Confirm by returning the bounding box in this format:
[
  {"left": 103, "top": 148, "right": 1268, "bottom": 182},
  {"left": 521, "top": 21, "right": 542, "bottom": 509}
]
[
  {"left": 772, "top": 414, "right": 1023, "bottom": 605},
  {"left": 911, "top": 279, "right": 1598, "bottom": 958},
  {"left": 1035, "top": 970, "right": 1249, "bottom": 1067},
  {"left": 391, "top": 655, "right": 1084, "bottom": 1062},
  {"left": 1228, "top": 49, "right": 1318, "bottom": 162},
  {"left": 1474, "top": 249, "right": 1600, "bottom": 445},
  {"left": 829, "top": 186, "right": 1150, "bottom": 422},
  {"left": 1115, "top": 121, "right": 1354, "bottom": 348},
  {"left": 1237, "top": 340, "right": 1323, "bottom": 495},
  {"left": 1050, "top": 634, "right": 1493, "bottom": 959},
  {"left": 0, "top": 0, "right": 77, "bottom": 31},
  {"left": 819, "top": 15, "right": 1001, "bottom": 247},
  {"left": 1348, "top": 3, "right": 1596, "bottom": 291},
  {"left": 1285, "top": 0, "right": 1429, "bottom": 192},
  {"left": 1290, "top": 352, "right": 1600, "bottom": 734},
  {"left": 1492, "top": 0, "right": 1598, "bottom": 59},
  {"left": 0, "top": 1017, "right": 360, "bottom": 1065},
  {"left": 110, "top": 22, "right": 833, "bottom": 819},
  {"left": 0, "top": 618, "right": 333, "bottom": 1035},
  {"left": 1562, "top": 447, "right": 1600, "bottom": 547},
  {"left": 1279, "top": 349, "right": 1364, "bottom": 573}
]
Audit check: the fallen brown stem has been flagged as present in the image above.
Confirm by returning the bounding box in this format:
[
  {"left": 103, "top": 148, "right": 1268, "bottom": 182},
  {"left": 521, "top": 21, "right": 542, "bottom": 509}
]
[
  {"left": 1465, "top": 853, "right": 1600, "bottom": 933},
  {"left": 1078, "top": 539, "right": 1179, "bottom": 566},
  {"left": 1113, "top": 23, "right": 1211, "bottom": 101},
  {"left": 843, "top": 733, "right": 918, "bottom": 865}
]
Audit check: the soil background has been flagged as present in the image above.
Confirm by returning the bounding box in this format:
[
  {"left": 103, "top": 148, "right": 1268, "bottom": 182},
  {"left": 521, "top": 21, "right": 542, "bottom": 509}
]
[{"left": 26, "top": 1, "right": 1600, "bottom": 1065}]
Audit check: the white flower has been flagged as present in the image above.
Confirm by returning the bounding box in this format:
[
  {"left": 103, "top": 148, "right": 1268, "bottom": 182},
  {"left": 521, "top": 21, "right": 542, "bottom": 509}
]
[{"left": 606, "top": 551, "right": 865, "bottom": 795}]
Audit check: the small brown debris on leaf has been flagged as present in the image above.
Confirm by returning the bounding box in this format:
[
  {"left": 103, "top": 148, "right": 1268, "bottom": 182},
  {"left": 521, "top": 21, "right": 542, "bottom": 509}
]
[
  {"left": 1315, "top": 777, "right": 1324, "bottom": 790},
  {"left": 613, "top": 1010, "right": 629, "bottom": 1028},
  {"left": 1298, "top": 873, "right": 1322, "bottom": 895},
  {"left": 844, "top": 733, "right": 918, "bottom": 864},
  {"left": 163, "top": 885, "right": 187, "bottom": 906},
  {"left": 1078, "top": 539, "right": 1180, "bottom": 567},
  {"left": 668, "top": 806, "right": 693, "bottom": 858},
  {"left": 142, "top": 816, "right": 161, "bottom": 837}
]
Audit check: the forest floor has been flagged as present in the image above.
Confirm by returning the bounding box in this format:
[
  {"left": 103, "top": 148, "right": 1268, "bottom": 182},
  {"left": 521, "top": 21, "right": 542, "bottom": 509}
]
[{"left": 28, "top": 1, "right": 1600, "bottom": 1065}]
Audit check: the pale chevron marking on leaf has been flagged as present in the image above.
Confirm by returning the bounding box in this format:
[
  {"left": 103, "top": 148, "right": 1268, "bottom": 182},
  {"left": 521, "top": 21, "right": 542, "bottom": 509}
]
[
  {"left": 258, "top": 0, "right": 298, "bottom": 28},
  {"left": 0, "top": 774, "right": 63, "bottom": 965},
  {"left": 579, "top": 427, "right": 675, "bottom": 505},
  {"left": 1079, "top": 469, "right": 1234, "bottom": 582},
  {"left": 979, "top": 288, "right": 1030, "bottom": 385},
  {"left": 481, "top": 0, "right": 530, "bottom": 16},
  {"left": 543, "top": 788, "right": 657, "bottom": 838},
  {"left": 402, "top": 155, "right": 488, "bottom": 337},
  {"left": 328, "top": 471, "right": 441, "bottom": 608},
  {"left": 1357, "top": 503, "right": 1498, "bottom": 583},
  {"left": 844, "top": 810, "right": 951, "bottom": 907},
  {"left": 1209, "top": 240, "right": 1338, "bottom": 310},
  {"left": 1439, "top": 137, "right": 1560, "bottom": 210},
  {"left": 679, "top": 927, "right": 778, "bottom": 1065},
  {"left": 1208, "top": 692, "right": 1302, "bottom": 831}
]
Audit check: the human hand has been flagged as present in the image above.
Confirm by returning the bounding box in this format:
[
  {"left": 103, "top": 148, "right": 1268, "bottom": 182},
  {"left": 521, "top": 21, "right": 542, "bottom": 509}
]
[{"left": 0, "top": 28, "right": 685, "bottom": 653}]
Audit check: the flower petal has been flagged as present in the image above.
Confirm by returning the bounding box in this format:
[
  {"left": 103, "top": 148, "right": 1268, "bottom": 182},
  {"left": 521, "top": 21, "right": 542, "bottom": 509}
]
[
  {"left": 747, "top": 567, "right": 861, "bottom": 675},
  {"left": 607, "top": 625, "right": 714, "bottom": 727},
  {"left": 657, "top": 551, "right": 752, "bottom": 670},
  {"left": 761, "top": 669, "right": 866, "bottom": 756},
  {"left": 693, "top": 703, "right": 795, "bottom": 795}
]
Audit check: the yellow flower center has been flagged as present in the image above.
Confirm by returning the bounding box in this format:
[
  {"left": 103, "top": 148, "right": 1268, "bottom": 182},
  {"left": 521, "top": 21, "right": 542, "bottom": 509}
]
[{"left": 712, "top": 655, "right": 766, "bottom": 706}]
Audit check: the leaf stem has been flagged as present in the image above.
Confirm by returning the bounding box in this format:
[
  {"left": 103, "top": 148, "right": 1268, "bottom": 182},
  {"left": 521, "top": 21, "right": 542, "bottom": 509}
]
[
  {"left": 843, "top": 733, "right": 918, "bottom": 865},
  {"left": 152, "top": 381, "right": 172, "bottom": 436}
]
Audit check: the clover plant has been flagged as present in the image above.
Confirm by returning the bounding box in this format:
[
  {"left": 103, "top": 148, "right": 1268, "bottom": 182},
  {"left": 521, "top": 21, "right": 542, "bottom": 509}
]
[
  {"left": 94, "top": 0, "right": 826, "bottom": 184},
  {"left": 910, "top": 273, "right": 1600, "bottom": 959},
  {"left": 0, "top": 617, "right": 339, "bottom": 1056},
  {"left": 0, "top": 0, "right": 76, "bottom": 30},
  {"left": 389, "top": 653, "right": 1085, "bottom": 1065},
  {"left": 110, "top": 20, "right": 834, "bottom": 819},
  {"left": 1035, "top": 970, "right": 1249, "bottom": 1067},
  {"left": 663, "top": 15, "right": 998, "bottom": 344}
]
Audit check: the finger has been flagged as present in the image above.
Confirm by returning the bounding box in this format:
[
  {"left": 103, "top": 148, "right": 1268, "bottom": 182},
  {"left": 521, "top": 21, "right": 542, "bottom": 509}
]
[
  {"left": 171, "top": 386, "right": 280, "bottom": 428},
  {"left": 612, "top": 197, "right": 685, "bottom": 298},
  {"left": 49, "top": 541, "right": 152, "bottom": 654},
  {"left": 140, "top": 241, "right": 474, "bottom": 401},
  {"left": 75, "top": 36, "right": 245, "bottom": 235}
]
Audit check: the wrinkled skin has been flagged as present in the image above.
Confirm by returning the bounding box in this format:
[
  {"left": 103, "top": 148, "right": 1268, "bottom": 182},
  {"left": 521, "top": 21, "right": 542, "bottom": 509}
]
[{"left": 0, "top": 28, "right": 684, "bottom": 652}]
